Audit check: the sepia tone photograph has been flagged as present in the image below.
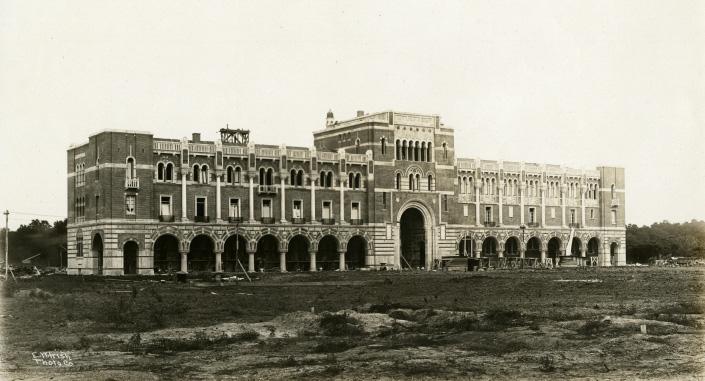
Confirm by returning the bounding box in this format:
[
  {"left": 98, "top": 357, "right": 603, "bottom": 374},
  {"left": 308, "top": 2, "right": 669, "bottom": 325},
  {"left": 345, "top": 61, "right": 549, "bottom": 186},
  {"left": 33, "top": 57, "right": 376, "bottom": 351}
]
[{"left": 0, "top": 1, "right": 703, "bottom": 380}]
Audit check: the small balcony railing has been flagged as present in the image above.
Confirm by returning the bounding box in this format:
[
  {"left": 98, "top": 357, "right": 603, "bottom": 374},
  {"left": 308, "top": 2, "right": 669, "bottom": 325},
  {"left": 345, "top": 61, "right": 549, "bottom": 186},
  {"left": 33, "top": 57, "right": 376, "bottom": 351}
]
[
  {"left": 125, "top": 178, "right": 140, "bottom": 189},
  {"left": 292, "top": 217, "right": 306, "bottom": 224},
  {"left": 483, "top": 221, "right": 496, "bottom": 227},
  {"left": 350, "top": 219, "right": 364, "bottom": 225},
  {"left": 159, "top": 215, "right": 175, "bottom": 222},
  {"left": 228, "top": 216, "right": 243, "bottom": 223},
  {"left": 258, "top": 185, "right": 277, "bottom": 194},
  {"left": 261, "top": 217, "right": 275, "bottom": 224},
  {"left": 194, "top": 215, "right": 210, "bottom": 223},
  {"left": 321, "top": 218, "right": 335, "bottom": 225},
  {"left": 569, "top": 222, "right": 581, "bottom": 228}
]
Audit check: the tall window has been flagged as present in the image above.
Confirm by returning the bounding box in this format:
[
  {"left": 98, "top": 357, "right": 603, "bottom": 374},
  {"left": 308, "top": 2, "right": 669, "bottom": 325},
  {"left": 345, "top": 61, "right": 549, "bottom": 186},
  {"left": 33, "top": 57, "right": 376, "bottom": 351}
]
[
  {"left": 570, "top": 209, "right": 576, "bottom": 224},
  {"left": 326, "top": 172, "right": 333, "bottom": 188},
  {"left": 292, "top": 169, "right": 298, "bottom": 186},
  {"left": 262, "top": 199, "right": 272, "bottom": 218},
  {"left": 401, "top": 141, "right": 407, "bottom": 160},
  {"left": 266, "top": 168, "right": 273, "bottom": 185},
  {"left": 234, "top": 167, "right": 241, "bottom": 183},
  {"left": 590, "top": 209, "right": 594, "bottom": 219},
  {"left": 126, "top": 157, "right": 136, "bottom": 179},
  {"left": 409, "top": 174, "right": 414, "bottom": 191},
  {"left": 157, "top": 163, "right": 164, "bottom": 180},
  {"left": 443, "top": 195, "right": 448, "bottom": 212},
  {"left": 125, "top": 195, "right": 136, "bottom": 215},
  {"left": 415, "top": 174, "right": 421, "bottom": 191},
  {"left": 611, "top": 210, "right": 617, "bottom": 225},
  {"left": 427, "top": 175, "right": 433, "bottom": 191},
  {"left": 160, "top": 196, "right": 172, "bottom": 216},
  {"left": 355, "top": 173, "right": 361, "bottom": 189},
  {"left": 421, "top": 142, "right": 426, "bottom": 161},
  {"left": 193, "top": 165, "right": 200, "bottom": 182},
  {"left": 382, "top": 192, "right": 387, "bottom": 209},
  {"left": 442, "top": 142, "right": 447, "bottom": 159},
  {"left": 165, "top": 163, "right": 173, "bottom": 181},
  {"left": 485, "top": 206, "right": 492, "bottom": 223},
  {"left": 229, "top": 199, "right": 240, "bottom": 218},
  {"left": 426, "top": 143, "right": 432, "bottom": 162},
  {"left": 381, "top": 137, "right": 386, "bottom": 156},
  {"left": 260, "top": 168, "right": 266, "bottom": 186},
  {"left": 200, "top": 165, "right": 209, "bottom": 184},
  {"left": 396, "top": 173, "right": 401, "bottom": 190},
  {"left": 322, "top": 201, "right": 332, "bottom": 219},
  {"left": 195, "top": 197, "right": 206, "bottom": 217},
  {"left": 396, "top": 140, "right": 401, "bottom": 160},
  {"left": 529, "top": 207, "right": 536, "bottom": 223},
  {"left": 296, "top": 170, "right": 303, "bottom": 186},
  {"left": 76, "top": 235, "right": 84, "bottom": 257},
  {"left": 355, "top": 138, "right": 360, "bottom": 153},
  {"left": 292, "top": 200, "right": 302, "bottom": 219},
  {"left": 351, "top": 202, "right": 360, "bottom": 220},
  {"left": 611, "top": 184, "right": 615, "bottom": 198},
  {"left": 349, "top": 173, "right": 354, "bottom": 189}
]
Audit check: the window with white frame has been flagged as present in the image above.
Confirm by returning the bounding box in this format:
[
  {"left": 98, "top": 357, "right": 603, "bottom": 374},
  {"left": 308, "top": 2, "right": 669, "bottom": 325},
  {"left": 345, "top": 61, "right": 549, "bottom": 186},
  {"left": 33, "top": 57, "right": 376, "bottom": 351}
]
[
  {"left": 485, "top": 206, "right": 492, "bottom": 223},
  {"left": 611, "top": 210, "right": 616, "bottom": 225},
  {"left": 195, "top": 197, "right": 207, "bottom": 217},
  {"left": 463, "top": 205, "right": 468, "bottom": 217},
  {"left": 570, "top": 209, "right": 576, "bottom": 224},
  {"left": 160, "top": 196, "right": 172, "bottom": 216},
  {"left": 261, "top": 199, "right": 272, "bottom": 218},
  {"left": 351, "top": 202, "right": 360, "bottom": 220},
  {"left": 550, "top": 207, "right": 556, "bottom": 219},
  {"left": 229, "top": 198, "right": 241, "bottom": 218},
  {"left": 529, "top": 207, "right": 536, "bottom": 223},
  {"left": 76, "top": 235, "right": 83, "bottom": 257},
  {"left": 322, "top": 201, "right": 332, "bottom": 219},
  {"left": 292, "top": 200, "right": 302, "bottom": 219},
  {"left": 508, "top": 206, "right": 514, "bottom": 218},
  {"left": 125, "top": 195, "right": 136, "bottom": 215}
]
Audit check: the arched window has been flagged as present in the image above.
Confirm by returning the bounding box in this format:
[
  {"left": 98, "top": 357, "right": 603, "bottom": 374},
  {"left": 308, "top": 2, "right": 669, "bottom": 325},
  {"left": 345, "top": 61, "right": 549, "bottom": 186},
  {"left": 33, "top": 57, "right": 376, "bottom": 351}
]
[
  {"left": 381, "top": 137, "right": 386, "bottom": 156},
  {"left": 297, "top": 170, "right": 303, "bottom": 186},
  {"left": 401, "top": 140, "right": 407, "bottom": 160},
  {"left": 409, "top": 174, "right": 414, "bottom": 191},
  {"left": 416, "top": 174, "right": 421, "bottom": 190},
  {"left": 157, "top": 162, "right": 164, "bottom": 181},
  {"left": 326, "top": 171, "right": 333, "bottom": 188},
  {"left": 442, "top": 142, "right": 447, "bottom": 159},
  {"left": 349, "top": 173, "right": 354, "bottom": 189},
  {"left": 396, "top": 173, "right": 401, "bottom": 190},
  {"left": 427, "top": 142, "right": 432, "bottom": 162},
  {"left": 165, "top": 163, "right": 173, "bottom": 181},
  {"left": 201, "top": 165, "right": 209, "bottom": 184},
  {"left": 320, "top": 171, "right": 326, "bottom": 187},
  {"left": 490, "top": 178, "right": 495, "bottom": 195},
  {"left": 414, "top": 141, "right": 420, "bottom": 161},
  {"left": 458, "top": 177, "right": 464, "bottom": 194},
  {"left": 420, "top": 142, "right": 426, "bottom": 162},
  {"left": 407, "top": 141, "right": 413, "bottom": 161},
  {"left": 290, "top": 169, "right": 297, "bottom": 185},
  {"left": 193, "top": 164, "right": 200, "bottom": 183},
  {"left": 611, "top": 184, "right": 615, "bottom": 198},
  {"left": 126, "top": 157, "right": 136, "bottom": 179},
  {"left": 427, "top": 174, "right": 433, "bottom": 191},
  {"left": 355, "top": 173, "right": 361, "bottom": 189},
  {"left": 227, "top": 166, "right": 233, "bottom": 183},
  {"left": 259, "top": 168, "right": 265, "bottom": 186},
  {"left": 266, "top": 168, "right": 273, "bottom": 185},
  {"left": 355, "top": 138, "right": 360, "bottom": 153},
  {"left": 395, "top": 139, "right": 400, "bottom": 159},
  {"left": 234, "top": 167, "right": 241, "bottom": 183}
]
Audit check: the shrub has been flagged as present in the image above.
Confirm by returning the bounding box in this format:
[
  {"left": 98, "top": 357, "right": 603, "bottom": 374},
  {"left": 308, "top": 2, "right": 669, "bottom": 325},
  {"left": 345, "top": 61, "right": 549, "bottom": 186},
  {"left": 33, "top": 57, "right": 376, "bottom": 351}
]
[
  {"left": 539, "top": 355, "right": 556, "bottom": 372},
  {"left": 577, "top": 320, "right": 610, "bottom": 336},
  {"left": 320, "top": 312, "right": 364, "bottom": 337}
]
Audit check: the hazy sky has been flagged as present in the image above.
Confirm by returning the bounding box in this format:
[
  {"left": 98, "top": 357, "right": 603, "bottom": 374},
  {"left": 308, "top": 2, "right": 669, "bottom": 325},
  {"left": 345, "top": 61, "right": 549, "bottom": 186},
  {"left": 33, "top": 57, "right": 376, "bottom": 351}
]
[{"left": 1, "top": 0, "right": 703, "bottom": 229}]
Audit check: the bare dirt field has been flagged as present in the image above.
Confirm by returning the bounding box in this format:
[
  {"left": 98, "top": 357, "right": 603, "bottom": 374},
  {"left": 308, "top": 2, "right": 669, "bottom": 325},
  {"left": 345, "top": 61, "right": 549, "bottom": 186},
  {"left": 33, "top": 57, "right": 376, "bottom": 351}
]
[{"left": 1, "top": 267, "right": 704, "bottom": 380}]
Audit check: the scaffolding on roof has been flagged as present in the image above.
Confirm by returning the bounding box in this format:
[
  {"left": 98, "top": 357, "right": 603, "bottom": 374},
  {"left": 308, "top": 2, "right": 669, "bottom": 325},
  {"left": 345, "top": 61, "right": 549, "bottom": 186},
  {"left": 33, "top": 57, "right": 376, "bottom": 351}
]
[{"left": 219, "top": 126, "right": 250, "bottom": 145}]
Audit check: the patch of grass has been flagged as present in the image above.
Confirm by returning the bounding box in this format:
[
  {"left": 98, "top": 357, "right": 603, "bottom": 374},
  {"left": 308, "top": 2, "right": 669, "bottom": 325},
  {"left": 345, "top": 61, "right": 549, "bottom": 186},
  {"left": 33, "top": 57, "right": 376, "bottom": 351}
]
[
  {"left": 312, "top": 339, "right": 358, "bottom": 353},
  {"left": 382, "top": 333, "right": 442, "bottom": 349},
  {"left": 576, "top": 319, "right": 611, "bottom": 336},
  {"left": 539, "top": 354, "right": 556, "bottom": 372},
  {"left": 138, "top": 330, "right": 259, "bottom": 353},
  {"left": 320, "top": 312, "right": 364, "bottom": 337}
]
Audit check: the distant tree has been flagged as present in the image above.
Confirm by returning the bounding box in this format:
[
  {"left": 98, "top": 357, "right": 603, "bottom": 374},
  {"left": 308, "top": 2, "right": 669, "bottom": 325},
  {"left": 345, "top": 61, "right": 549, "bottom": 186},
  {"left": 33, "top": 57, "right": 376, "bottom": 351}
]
[
  {"left": 7, "top": 218, "right": 67, "bottom": 267},
  {"left": 626, "top": 220, "right": 705, "bottom": 263}
]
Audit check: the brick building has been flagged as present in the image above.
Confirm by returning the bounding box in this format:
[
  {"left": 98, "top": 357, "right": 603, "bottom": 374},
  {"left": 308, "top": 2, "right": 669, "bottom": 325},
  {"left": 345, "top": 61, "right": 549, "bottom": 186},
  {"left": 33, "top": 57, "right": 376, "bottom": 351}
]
[{"left": 66, "top": 110, "right": 626, "bottom": 275}]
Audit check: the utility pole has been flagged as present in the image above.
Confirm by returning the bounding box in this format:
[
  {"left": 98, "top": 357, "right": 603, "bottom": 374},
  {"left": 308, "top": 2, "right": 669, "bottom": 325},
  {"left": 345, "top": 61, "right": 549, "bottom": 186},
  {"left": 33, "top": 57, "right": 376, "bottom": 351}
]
[{"left": 4, "top": 210, "right": 9, "bottom": 278}]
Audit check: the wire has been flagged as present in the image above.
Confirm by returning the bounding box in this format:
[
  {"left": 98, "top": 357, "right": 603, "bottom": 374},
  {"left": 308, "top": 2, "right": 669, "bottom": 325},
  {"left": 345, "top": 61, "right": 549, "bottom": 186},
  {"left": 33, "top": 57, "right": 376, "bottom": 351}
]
[{"left": 8, "top": 211, "right": 67, "bottom": 219}]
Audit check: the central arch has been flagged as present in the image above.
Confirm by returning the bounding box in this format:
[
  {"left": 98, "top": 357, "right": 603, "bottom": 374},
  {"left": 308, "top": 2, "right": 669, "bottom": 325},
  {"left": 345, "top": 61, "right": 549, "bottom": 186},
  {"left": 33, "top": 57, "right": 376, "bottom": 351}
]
[
  {"left": 287, "top": 235, "right": 310, "bottom": 272},
  {"left": 189, "top": 234, "right": 215, "bottom": 272},
  {"left": 153, "top": 234, "right": 180, "bottom": 273},
  {"left": 123, "top": 241, "right": 138, "bottom": 275},
  {"left": 396, "top": 201, "right": 435, "bottom": 270},
  {"left": 345, "top": 235, "right": 367, "bottom": 270},
  {"left": 92, "top": 233, "right": 104, "bottom": 275},
  {"left": 223, "top": 234, "right": 248, "bottom": 272}
]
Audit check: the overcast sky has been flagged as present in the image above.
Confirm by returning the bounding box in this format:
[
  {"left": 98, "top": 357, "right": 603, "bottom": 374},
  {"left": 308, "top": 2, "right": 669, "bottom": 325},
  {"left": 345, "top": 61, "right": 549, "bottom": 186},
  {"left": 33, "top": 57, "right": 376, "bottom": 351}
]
[{"left": 1, "top": 0, "right": 703, "bottom": 229}]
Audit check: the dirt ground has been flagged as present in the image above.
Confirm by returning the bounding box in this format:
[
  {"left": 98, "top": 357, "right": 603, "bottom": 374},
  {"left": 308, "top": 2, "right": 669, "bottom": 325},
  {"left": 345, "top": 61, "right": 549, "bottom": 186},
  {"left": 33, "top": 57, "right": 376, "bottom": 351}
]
[{"left": 1, "top": 267, "right": 704, "bottom": 380}]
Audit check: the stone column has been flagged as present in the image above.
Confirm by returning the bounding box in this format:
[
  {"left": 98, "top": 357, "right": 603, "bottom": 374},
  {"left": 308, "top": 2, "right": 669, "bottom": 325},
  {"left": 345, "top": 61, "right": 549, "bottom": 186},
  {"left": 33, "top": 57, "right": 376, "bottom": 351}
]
[
  {"left": 338, "top": 250, "right": 346, "bottom": 271},
  {"left": 180, "top": 250, "right": 188, "bottom": 273},
  {"left": 309, "top": 250, "right": 317, "bottom": 272},
  {"left": 519, "top": 248, "right": 526, "bottom": 259},
  {"left": 540, "top": 183, "right": 546, "bottom": 228},
  {"left": 498, "top": 249, "right": 504, "bottom": 258},
  {"left": 216, "top": 175, "right": 222, "bottom": 222},
  {"left": 579, "top": 248, "right": 586, "bottom": 266},
  {"left": 581, "top": 185, "right": 587, "bottom": 227},
  {"left": 279, "top": 250, "right": 287, "bottom": 272},
  {"left": 248, "top": 249, "right": 255, "bottom": 272},
  {"left": 248, "top": 175, "right": 256, "bottom": 223},
  {"left": 540, "top": 248, "right": 546, "bottom": 262},
  {"left": 215, "top": 251, "right": 223, "bottom": 273},
  {"left": 280, "top": 176, "right": 287, "bottom": 223},
  {"left": 339, "top": 179, "right": 345, "bottom": 224},
  {"left": 561, "top": 184, "right": 567, "bottom": 228},
  {"left": 181, "top": 173, "right": 188, "bottom": 221},
  {"left": 519, "top": 183, "right": 526, "bottom": 225},
  {"left": 498, "top": 188, "right": 503, "bottom": 226},
  {"left": 474, "top": 182, "right": 481, "bottom": 227},
  {"left": 310, "top": 175, "right": 317, "bottom": 223}
]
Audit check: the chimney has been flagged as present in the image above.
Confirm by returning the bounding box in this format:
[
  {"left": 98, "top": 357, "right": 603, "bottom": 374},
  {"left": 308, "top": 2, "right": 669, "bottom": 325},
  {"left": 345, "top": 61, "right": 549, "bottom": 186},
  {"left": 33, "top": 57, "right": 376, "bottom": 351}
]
[
  {"left": 192, "top": 133, "right": 201, "bottom": 142},
  {"left": 356, "top": 110, "right": 365, "bottom": 117}
]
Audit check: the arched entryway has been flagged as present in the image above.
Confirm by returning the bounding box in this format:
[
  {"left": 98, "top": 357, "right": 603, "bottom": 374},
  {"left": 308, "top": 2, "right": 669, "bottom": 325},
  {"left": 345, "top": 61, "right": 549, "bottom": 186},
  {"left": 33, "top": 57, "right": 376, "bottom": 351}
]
[
  {"left": 570, "top": 237, "right": 582, "bottom": 256},
  {"left": 317, "top": 235, "right": 339, "bottom": 271},
  {"left": 287, "top": 235, "right": 310, "bottom": 272},
  {"left": 610, "top": 242, "right": 618, "bottom": 266},
  {"left": 587, "top": 237, "right": 600, "bottom": 266},
  {"left": 256, "top": 235, "right": 280, "bottom": 271},
  {"left": 505, "top": 237, "right": 519, "bottom": 256},
  {"left": 400, "top": 208, "right": 426, "bottom": 268},
  {"left": 153, "top": 235, "right": 180, "bottom": 273},
  {"left": 458, "top": 236, "right": 473, "bottom": 257},
  {"left": 526, "top": 237, "right": 541, "bottom": 258},
  {"left": 92, "top": 233, "right": 104, "bottom": 275},
  {"left": 189, "top": 235, "right": 215, "bottom": 272},
  {"left": 482, "top": 237, "right": 498, "bottom": 257},
  {"left": 547, "top": 237, "right": 562, "bottom": 259},
  {"left": 123, "top": 241, "right": 138, "bottom": 275},
  {"left": 223, "top": 234, "right": 248, "bottom": 272},
  {"left": 345, "top": 236, "right": 367, "bottom": 270}
]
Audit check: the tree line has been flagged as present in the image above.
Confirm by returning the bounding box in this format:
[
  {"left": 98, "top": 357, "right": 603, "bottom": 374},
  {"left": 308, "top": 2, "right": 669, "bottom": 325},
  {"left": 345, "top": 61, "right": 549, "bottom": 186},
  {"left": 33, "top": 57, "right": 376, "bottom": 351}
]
[
  {"left": 626, "top": 220, "right": 705, "bottom": 263},
  {"left": 0, "top": 219, "right": 67, "bottom": 267}
]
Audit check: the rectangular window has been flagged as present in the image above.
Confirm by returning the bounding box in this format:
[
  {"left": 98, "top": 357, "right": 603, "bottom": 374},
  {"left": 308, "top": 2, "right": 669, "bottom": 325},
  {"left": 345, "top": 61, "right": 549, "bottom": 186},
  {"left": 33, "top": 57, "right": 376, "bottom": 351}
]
[
  {"left": 443, "top": 195, "right": 448, "bottom": 212},
  {"left": 590, "top": 209, "right": 594, "bottom": 219},
  {"left": 351, "top": 202, "right": 360, "bottom": 220},
  {"left": 463, "top": 205, "right": 468, "bottom": 217},
  {"left": 292, "top": 200, "right": 302, "bottom": 218},
  {"left": 229, "top": 198, "right": 240, "bottom": 218},
  {"left": 262, "top": 199, "right": 272, "bottom": 218},
  {"left": 529, "top": 207, "right": 536, "bottom": 223},
  {"left": 125, "top": 195, "right": 136, "bottom": 215},
  {"left": 322, "top": 201, "right": 332, "bottom": 219},
  {"left": 160, "top": 196, "right": 172, "bottom": 216},
  {"left": 508, "top": 206, "right": 514, "bottom": 218},
  {"left": 611, "top": 210, "right": 616, "bottom": 225},
  {"left": 382, "top": 192, "right": 387, "bottom": 209},
  {"left": 76, "top": 237, "right": 83, "bottom": 257},
  {"left": 196, "top": 197, "right": 206, "bottom": 217},
  {"left": 570, "top": 209, "right": 576, "bottom": 224},
  {"left": 485, "top": 206, "right": 492, "bottom": 222},
  {"left": 550, "top": 207, "right": 556, "bottom": 219}
]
